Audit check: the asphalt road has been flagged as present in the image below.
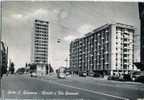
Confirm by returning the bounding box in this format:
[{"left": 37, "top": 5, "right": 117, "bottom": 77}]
[{"left": 1, "top": 74, "right": 144, "bottom": 100}]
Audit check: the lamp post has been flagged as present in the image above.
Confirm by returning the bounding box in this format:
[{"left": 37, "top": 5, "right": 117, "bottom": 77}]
[{"left": 57, "top": 38, "right": 69, "bottom": 68}]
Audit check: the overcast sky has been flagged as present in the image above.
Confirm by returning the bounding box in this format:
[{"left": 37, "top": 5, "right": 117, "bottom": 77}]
[{"left": 2, "top": 1, "right": 140, "bottom": 70}]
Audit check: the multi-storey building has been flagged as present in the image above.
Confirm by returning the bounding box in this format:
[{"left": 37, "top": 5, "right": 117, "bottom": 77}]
[
  {"left": 139, "top": 3, "right": 144, "bottom": 63},
  {"left": 31, "top": 19, "right": 49, "bottom": 76},
  {"left": 1, "top": 41, "right": 8, "bottom": 77},
  {"left": 70, "top": 23, "right": 135, "bottom": 75},
  {"left": 134, "top": 3, "right": 144, "bottom": 71}
]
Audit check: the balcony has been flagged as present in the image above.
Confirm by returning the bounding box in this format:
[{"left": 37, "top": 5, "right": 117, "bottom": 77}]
[
  {"left": 104, "top": 51, "right": 108, "bottom": 54},
  {"left": 123, "top": 57, "right": 129, "bottom": 59}
]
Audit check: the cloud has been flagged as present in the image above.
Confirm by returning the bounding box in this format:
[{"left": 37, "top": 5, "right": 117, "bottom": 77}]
[
  {"left": 78, "top": 24, "right": 95, "bottom": 36},
  {"left": 7, "top": 8, "right": 59, "bottom": 23},
  {"left": 60, "top": 11, "right": 68, "bottom": 19},
  {"left": 11, "top": 14, "right": 23, "bottom": 19},
  {"left": 64, "top": 35, "right": 77, "bottom": 42},
  {"left": 5, "top": 8, "right": 69, "bottom": 26},
  {"left": 27, "top": 8, "right": 64, "bottom": 22},
  {"left": 63, "top": 24, "right": 95, "bottom": 42},
  {"left": 34, "top": 8, "right": 47, "bottom": 15},
  {"left": 27, "top": 8, "right": 49, "bottom": 21},
  {"left": 31, "top": 8, "right": 68, "bottom": 21},
  {"left": 53, "top": 9, "right": 60, "bottom": 15},
  {"left": 63, "top": 24, "right": 95, "bottom": 43}
]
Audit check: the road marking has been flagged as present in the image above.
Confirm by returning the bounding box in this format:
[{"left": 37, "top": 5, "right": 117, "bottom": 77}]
[
  {"left": 33, "top": 77, "right": 129, "bottom": 100},
  {"left": 49, "top": 80, "right": 129, "bottom": 100},
  {"left": 52, "top": 76, "right": 144, "bottom": 91},
  {"left": 70, "top": 77, "right": 144, "bottom": 91},
  {"left": 77, "top": 80, "right": 144, "bottom": 91}
]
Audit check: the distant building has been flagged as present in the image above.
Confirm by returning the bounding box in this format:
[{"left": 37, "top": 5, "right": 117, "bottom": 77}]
[
  {"left": 139, "top": 3, "right": 144, "bottom": 63},
  {"left": 70, "top": 23, "right": 135, "bottom": 75},
  {"left": 31, "top": 19, "right": 49, "bottom": 76},
  {"left": 134, "top": 3, "right": 144, "bottom": 71},
  {"left": 1, "top": 41, "right": 8, "bottom": 77}
]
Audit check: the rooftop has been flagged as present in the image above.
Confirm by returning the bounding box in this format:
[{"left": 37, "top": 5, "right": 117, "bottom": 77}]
[{"left": 71, "top": 23, "right": 135, "bottom": 43}]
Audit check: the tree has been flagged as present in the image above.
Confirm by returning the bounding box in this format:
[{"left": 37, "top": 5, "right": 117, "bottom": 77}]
[
  {"left": 1, "top": 64, "right": 7, "bottom": 77},
  {"left": 25, "top": 63, "right": 29, "bottom": 72},
  {"left": 46, "top": 64, "right": 54, "bottom": 74},
  {"left": 49, "top": 64, "right": 54, "bottom": 73},
  {"left": 29, "top": 63, "right": 36, "bottom": 73},
  {"left": 9, "top": 62, "right": 15, "bottom": 74},
  {"left": 25, "top": 63, "right": 28, "bottom": 68}
]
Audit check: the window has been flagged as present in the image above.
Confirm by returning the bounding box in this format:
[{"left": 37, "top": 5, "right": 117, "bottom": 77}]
[
  {"left": 123, "top": 54, "right": 128, "bottom": 57},
  {"left": 124, "top": 38, "right": 128, "bottom": 41}
]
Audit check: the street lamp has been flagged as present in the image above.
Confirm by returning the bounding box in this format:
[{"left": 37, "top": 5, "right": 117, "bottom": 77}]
[{"left": 57, "top": 38, "right": 69, "bottom": 68}]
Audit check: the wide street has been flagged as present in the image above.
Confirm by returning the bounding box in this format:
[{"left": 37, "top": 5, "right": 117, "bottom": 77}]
[{"left": 1, "top": 74, "right": 144, "bottom": 100}]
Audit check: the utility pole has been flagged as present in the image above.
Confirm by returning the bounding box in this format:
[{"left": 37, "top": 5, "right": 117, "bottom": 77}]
[{"left": 57, "top": 38, "right": 69, "bottom": 68}]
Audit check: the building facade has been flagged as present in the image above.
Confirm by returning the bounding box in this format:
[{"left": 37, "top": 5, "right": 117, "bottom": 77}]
[
  {"left": 70, "top": 23, "right": 135, "bottom": 75},
  {"left": 134, "top": 3, "right": 144, "bottom": 71},
  {"left": 1, "top": 41, "right": 8, "bottom": 77},
  {"left": 139, "top": 3, "right": 144, "bottom": 63},
  {"left": 31, "top": 19, "right": 49, "bottom": 76}
]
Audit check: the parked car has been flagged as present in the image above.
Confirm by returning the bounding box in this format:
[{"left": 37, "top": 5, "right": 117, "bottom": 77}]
[
  {"left": 79, "top": 71, "right": 87, "bottom": 77},
  {"left": 108, "top": 73, "right": 131, "bottom": 81},
  {"left": 31, "top": 72, "right": 37, "bottom": 77},
  {"left": 88, "top": 71, "right": 95, "bottom": 77},
  {"left": 88, "top": 72, "right": 101, "bottom": 78},
  {"left": 123, "top": 74, "right": 131, "bottom": 81},
  {"left": 65, "top": 71, "right": 71, "bottom": 76},
  {"left": 56, "top": 67, "right": 66, "bottom": 79},
  {"left": 16, "top": 71, "right": 24, "bottom": 75},
  {"left": 94, "top": 73, "right": 103, "bottom": 78},
  {"left": 131, "top": 71, "right": 144, "bottom": 83},
  {"left": 107, "top": 74, "right": 119, "bottom": 80},
  {"left": 57, "top": 73, "right": 66, "bottom": 79},
  {"left": 131, "top": 71, "right": 142, "bottom": 81},
  {"left": 135, "top": 75, "right": 144, "bottom": 83}
]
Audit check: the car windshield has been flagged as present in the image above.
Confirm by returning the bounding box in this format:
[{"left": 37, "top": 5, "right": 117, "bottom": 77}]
[
  {"left": 140, "top": 71, "right": 144, "bottom": 76},
  {"left": 133, "top": 71, "right": 141, "bottom": 75}
]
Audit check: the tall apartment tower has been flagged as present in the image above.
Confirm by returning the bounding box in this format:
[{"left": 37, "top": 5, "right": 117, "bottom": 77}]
[
  {"left": 70, "top": 23, "right": 135, "bottom": 76},
  {"left": 134, "top": 3, "right": 144, "bottom": 71},
  {"left": 31, "top": 19, "right": 49, "bottom": 76},
  {"left": 139, "top": 3, "right": 144, "bottom": 63},
  {"left": 1, "top": 41, "right": 8, "bottom": 77}
]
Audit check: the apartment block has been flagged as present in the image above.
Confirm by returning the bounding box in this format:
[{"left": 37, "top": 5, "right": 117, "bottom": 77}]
[
  {"left": 139, "top": 3, "right": 144, "bottom": 63},
  {"left": 135, "top": 3, "right": 144, "bottom": 71},
  {"left": 70, "top": 23, "right": 135, "bottom": 75},
  {"left": 31, "top": 19, "right": 49, "bottom": 76},
  {"left": 1, "top": 41, "right": 8, "bottom": 77}
]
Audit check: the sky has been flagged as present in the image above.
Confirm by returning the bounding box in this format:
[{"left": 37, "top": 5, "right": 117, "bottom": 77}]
[{"left": 1, "top": 1, "right": 140, "bottom": 70}]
